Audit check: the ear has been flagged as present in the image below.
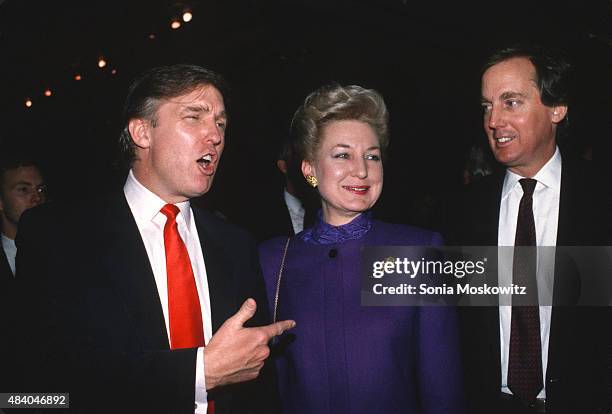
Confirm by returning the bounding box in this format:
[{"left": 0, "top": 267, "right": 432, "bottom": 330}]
[
  {"left": 301, "top": 159, "right": 315, "bottom": 180},
  {"left": 551, "top": 105, "right": 568, "bottom": 124},
  {"left": 128, "top": 118, "right": 152, "bottom": 149},
  {"left": 276, "top": 159, "right": 288, "bottom": 175}
]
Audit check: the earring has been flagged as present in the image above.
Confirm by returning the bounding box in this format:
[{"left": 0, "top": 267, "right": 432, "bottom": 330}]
[{"left": 306, "top": 175, "right": 318, "bottom": 188}]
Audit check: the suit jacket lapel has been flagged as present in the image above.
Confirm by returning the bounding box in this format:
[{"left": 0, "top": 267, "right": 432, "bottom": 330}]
[
  {"left": 459, "top": 173, "right": 503, "bottom": 245},
  {"left": 193, "top": 208, "right": 236, "bottom": 334},
  {"left": 548, "top": 158, "right": 574, "bottom": 383},
  {"left": 478, "top": 174, "right": 505, "bottom": 384},
  {"left": 547, "top": 157, "right": 587, "bottom": 384},
  {"left": 0, "top": 246, "right": 13, "bottom": 286},
  {"left": 556, "top": 157, "right": 572, "bottom": 246},
  {"left": 101, "top": 193, "right": 169, "bottom": 349},
  {"left": 487, "top": 175, "right": 504, "bottom": 380},
  {"left": 483, "top": 174, "right": 504, "bottom": 246}
]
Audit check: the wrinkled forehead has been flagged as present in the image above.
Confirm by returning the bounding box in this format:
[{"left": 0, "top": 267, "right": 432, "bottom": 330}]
[
  {"left": 169, "top": 84, "right": 225, "bottom": 107},
  {"left": 150, "top": 84, "right": 227, "bottom": 122}
]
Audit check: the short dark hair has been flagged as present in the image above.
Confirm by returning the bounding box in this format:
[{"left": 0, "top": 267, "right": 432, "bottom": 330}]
[
  {"left": 290, "top": 84, "right": 389, "bottom": 163},
  {"left": 0, "top": 151, "right": 43, "bottom": 191},
  {"left": 482, "top": 44, "right": 571, "bottom": 108},
  {"left": 277, "top": 135, "right": 304, "bottom": 189},
  {"left": 119, "top": 64, "right": 228, "bottom": 166}
]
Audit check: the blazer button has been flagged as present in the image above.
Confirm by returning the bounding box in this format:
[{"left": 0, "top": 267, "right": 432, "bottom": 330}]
[{"left": 328, "top": 249, "right": 337, "bottom": 258}]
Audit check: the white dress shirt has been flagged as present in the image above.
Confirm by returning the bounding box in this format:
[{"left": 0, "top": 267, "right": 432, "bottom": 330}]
[
  {"left": 1, "top": 233, "right": 16, "bottom": 275},
  {"left": 283, "top": 189, "right": 305, "bottom": 234},
  {"left": 124, "top": 170, "right": 212, "bottom": 414},
  {"left": 498, "top": 147, "right": 561, "bottom": 399}
]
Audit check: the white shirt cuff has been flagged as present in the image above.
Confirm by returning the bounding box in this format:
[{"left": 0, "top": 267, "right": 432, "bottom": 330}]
[{"left": 195, "top": 347, "right": 208, "bottom": 414}]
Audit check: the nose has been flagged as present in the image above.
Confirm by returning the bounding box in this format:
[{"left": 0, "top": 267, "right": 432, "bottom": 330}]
[
  {"left": 31, "top": 189, "right": 43, "bottom": 206},
  {"left": 202, "top": 119, "right": 223, "bottom": 145},
  {"left": 487, "top": 105, "right": 505, "bottom": 130},
  {"left": 351, "top": 157, "right": 368, "bottom": 179}
]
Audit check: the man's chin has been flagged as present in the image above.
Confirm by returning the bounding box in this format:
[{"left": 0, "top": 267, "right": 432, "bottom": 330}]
[
  {"left": 492, "top": 149, "right": 518, "bottom": 167},
  {"left": 190, "top": 180, "right": 214, "bottom": 198}
]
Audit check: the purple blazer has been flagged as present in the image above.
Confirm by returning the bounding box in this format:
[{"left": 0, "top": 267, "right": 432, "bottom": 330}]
[{"left": 258, "top": 212, "right": 465, "bottom": 414}]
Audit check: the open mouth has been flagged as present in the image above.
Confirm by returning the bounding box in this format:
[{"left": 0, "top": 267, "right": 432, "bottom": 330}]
[
  {"left": 196, "top": 153, "right": 216, "bottom": 174},
  {"left": 494, "top": 134, "right": 516, "bottom": 145},
  {"left": 197, "top": 154, "right": 213, "bottom": 166},
  {"left": 343, "top": 185, "right": 369, "bottom": 194}
]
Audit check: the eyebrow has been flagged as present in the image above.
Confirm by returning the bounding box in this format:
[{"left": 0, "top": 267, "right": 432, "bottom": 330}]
[
  {"left": 481, "top": 91, "right": 528, "bottom": 103},
  {"left": 218, "top": 110, "right": 228, "bottom": 122},
  {"left": 12, "top": 180, "right": 44, "bottom": 187},
  {"left": 182, "top": 104, "right": 206, "bottom": 112},
  {"left": 333, "top": 144, "right": 381, "bottom": 151},
  {"left": 181, "top": 105, "right": 228, "bottom": 120},
  {"left": 500, "top": 91, "right": 527, "bottom": 100}
]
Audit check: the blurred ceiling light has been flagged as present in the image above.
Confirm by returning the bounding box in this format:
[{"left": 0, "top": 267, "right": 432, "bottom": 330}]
[
  {"left": 74, "top": 74, "right": 82, "bottom": 81},
  {"left": 171, "top": 19, "right": 181, "bottom": 29},
  {"left": 25, "top": 99, "right": 33, "bottom": 108},
  {"left": 111, "top": 69, "right": 117, "bottom": 75},
  {"left": 182, "top": 11, "right": 193, "bottom": 22},
  {"left": 149, "top": 33, "right": 156, "bottom": 40},
  {"left": 44, "top": 89, "right": 52, "bottom": 97},
  {"left": 98, "top": 57, "right": 107, "bottom": 68}
]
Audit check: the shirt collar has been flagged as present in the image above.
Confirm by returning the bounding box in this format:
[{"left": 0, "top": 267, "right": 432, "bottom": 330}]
[
  {"left": 123, "top": 170, "right": 192, "bottom": 227},
  {"left": 502, "top": 146, "right": 562, "bottom": 198},
  {"left": 283, "top": 188, "right": 304, "bottom": 213},
  {"left": 1, "top": 233, "right": 15, "bottom": 248}
]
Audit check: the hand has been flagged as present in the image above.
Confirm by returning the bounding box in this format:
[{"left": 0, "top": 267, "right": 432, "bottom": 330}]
[{"left": 203, "top": 298, "right": 295, "bottom": 390}]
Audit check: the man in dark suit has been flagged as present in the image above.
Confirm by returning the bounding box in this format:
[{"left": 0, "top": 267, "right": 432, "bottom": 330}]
[
  {"left": 0, "top": 155, "right": 47, "bottom": 394},
  {"left": 247, "top": 139, "right": 317, "bottom": 242},
  {"left": 449, "top": 46, "right": 611, "bottom": 414},
  {"left": 14, "top": 64, "right": 294, "bottom": 413},
  {"left": 0, "top": 155, "right": 47, "bottom": 281}
]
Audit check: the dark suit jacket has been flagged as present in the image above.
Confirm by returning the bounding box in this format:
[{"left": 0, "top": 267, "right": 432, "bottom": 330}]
[
  {"left": 0, "top": 244, "right": 13, "bottom": 307},
  {"left": 0, "top": 244, "right": 12, "bottom": 286},
  {"left": 250, "top": 191, "right": 296, "bottom": 242},
  {"left": 0, "top": 242, "right": 15, "bottom": 393},
  {"left": 244, "top": 190, "right": 313, "bottom": 243},
  {"left": 446, "top": 157, "right": 611, "bottom": 414},
  {"left": 13, "top": 193, "right": 279, "bottom": 413}
]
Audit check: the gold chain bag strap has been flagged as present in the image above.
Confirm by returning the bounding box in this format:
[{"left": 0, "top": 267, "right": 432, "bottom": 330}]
[{"left": 273, "top": 237, "right": 291, "bottom": 323}]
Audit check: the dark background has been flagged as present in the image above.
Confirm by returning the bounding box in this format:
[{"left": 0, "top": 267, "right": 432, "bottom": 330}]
[{"left": 1, "top": 0, "right": 611, "bottom": 231}]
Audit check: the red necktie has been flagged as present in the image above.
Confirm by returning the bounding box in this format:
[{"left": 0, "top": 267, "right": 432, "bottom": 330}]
[
  {"left": 161, "top": 205, "right": 215, "bottom": 413},
  {"left": 508, "top": 178, "right": 543, "bottom": 404},
  {"left": 161, "top": 204, "right": 205, "bottom": 349}
]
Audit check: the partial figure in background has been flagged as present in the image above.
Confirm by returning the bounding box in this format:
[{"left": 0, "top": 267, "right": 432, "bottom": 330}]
[
  {"left": 275, "top": 139, "right": 318, "bottom": 235},
  {"left": 0, "top": 153, "right": 47, "bottom": 280},
  {"left": 0, "top": 152, "right": 47, "bottom": 395},
  {"left": 249, "top": 138, "right": 317, "bottom": 241},
  {"left": 462, "top": 144, "right": 495, "bottom": 185},
  {"left": 258, "top": 84, "right": 465, "bottom": 414}
]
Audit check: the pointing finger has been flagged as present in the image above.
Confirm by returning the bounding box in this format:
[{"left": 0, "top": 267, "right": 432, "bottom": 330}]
[{"left": 260, "top": 319, "right": 296, "bottom": 339}]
